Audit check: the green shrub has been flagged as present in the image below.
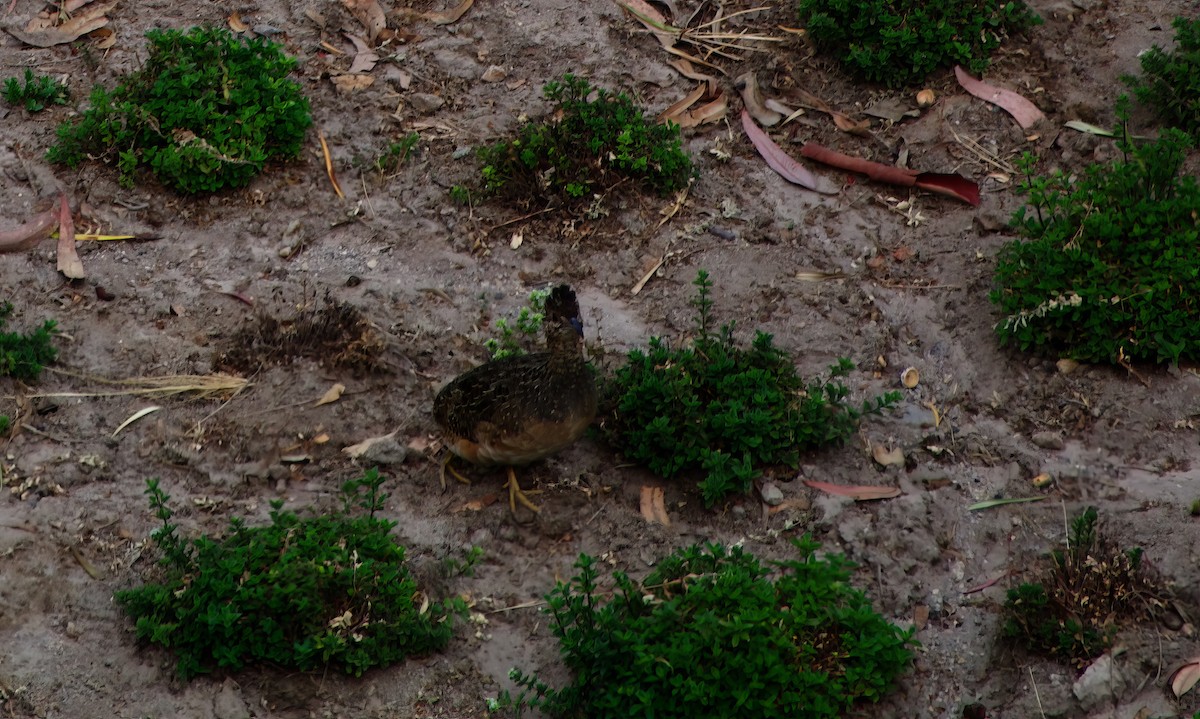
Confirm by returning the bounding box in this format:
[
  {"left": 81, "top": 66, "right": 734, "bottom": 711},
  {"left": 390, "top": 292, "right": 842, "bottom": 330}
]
[
  {"left": 1123, "top": 17, "right": 1200, "bottom": 140},
  {"left": 2, "top": 69, "right": 68, "bottom": 112},
  {"left": 115, "top": 471, "right": 460, "bottom": 679},
  {"left": 484, "top": 288, "right": 550, "bottom": 359},
  {"left": 605, "top": 271, "right": 899, "bottom": 507},
  {"left": 48, "top": 26, "right": 311, "bottom": 193},
  {"left": 1002, "top": 507, "right": 1171, "bottom": 666},
  {"left": 992, "top": 104, "right": 1200, "bottom": 364},
  {"left": 478, "top": 74, "right": 694, "bottom": 204},
  {"left": 0, "top": 303, "right": 57, "bottom": 381},
  {"left": 797, "top": 0, "right": 1040, "bottom": 87},
  {"left": 499, "top": 539, "right": 914, "bottom": 718}
]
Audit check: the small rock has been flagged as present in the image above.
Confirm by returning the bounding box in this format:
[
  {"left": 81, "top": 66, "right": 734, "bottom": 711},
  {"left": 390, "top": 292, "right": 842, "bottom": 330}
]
[
  {"left": 408, "top": 92, "right": 445, "bottom": 114},
  {"left": 213, "top": 679, "right": 250, "bottom": 719},
  {"left": 431, "top": 48, "right": 480, "bottom": 79},
  {"left": 357, "top": 435, "right": 408, "bottom": 466},
  {"left": 65, "top": 621, "right": 82, "bottom": 639},
  {"left": 1031, "top": 431, "right": 1065, "bottom": 450},
  {"left": 480, "top": 65, "right": 507, "bottom": 82},
  {"left": 759, "top": 482, "right": 784, "bottom": 506},
  {"left": 1073, "top": 654, "right": 1127, "bottom": 710}
]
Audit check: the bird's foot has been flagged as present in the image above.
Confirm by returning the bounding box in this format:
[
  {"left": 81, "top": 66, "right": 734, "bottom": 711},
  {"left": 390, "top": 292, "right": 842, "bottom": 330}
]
[
  {"left": 505, "top": 467, "right": 542, "bottom": 516},
  {"left": 440, "top": 453, "right": 472, "bottom": 490}
]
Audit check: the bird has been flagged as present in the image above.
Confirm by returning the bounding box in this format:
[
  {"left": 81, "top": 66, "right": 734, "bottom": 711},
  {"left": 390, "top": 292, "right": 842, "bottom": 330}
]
[{"left": 433, "top": 284, "right": 598, "bottom": 515}]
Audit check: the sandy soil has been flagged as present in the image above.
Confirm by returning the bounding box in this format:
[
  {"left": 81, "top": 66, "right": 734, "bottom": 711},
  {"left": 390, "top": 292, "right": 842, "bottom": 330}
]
[{"left": 3, "top": 0, "right": 1200, "bottom": 717}]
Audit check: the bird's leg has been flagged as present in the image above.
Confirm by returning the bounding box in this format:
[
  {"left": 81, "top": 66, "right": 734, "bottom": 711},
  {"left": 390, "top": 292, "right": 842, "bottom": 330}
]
[
  {"left": 440, "top": 453, "right": 472, "bottom": 490},
  {"left": 505, "top": 466, "right": 542, "bottom": 515}
]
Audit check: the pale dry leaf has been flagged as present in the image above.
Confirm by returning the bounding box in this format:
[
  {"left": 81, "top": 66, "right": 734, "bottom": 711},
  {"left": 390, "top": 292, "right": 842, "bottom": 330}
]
[
  {"left": 88, "top": 26, "right": 115, "bottom": 49},
  {"left": 332, "top": 74, "right": 374, "bottom": 93},
  {"left": 872, "top": 444, "right": 905, "bottom": 467},
  {"left": 344, "top": 33, "right": 379, "bottom": 74},
  {"left": 735, "top": 72, "right": 781, "bottom": 126},
  {"left": 313, "top": 382, "right": 346, "bottom": 407},
  {"left": 10, "top": 1, "right": 114, "bottom": 47},
  {"left": 659, "top": 83, "right": 706, "bottom": 125},
  {"left": 954, "top": 65, "right": 1045, "bottom": 129},
  {"left": 802, "top": 480, "right": 901, "bottom": 501},
  {"left": 1171, "top": 657, "right": 1200, "bottom": 698},
  {"left": 667, "top": 58, "right": 718, "bottom": 96},
  {"left": 341, "top": 0, "right": 386, "bottom": 43},
  {"left": 422, "top": 0, "right": 475, "bottom": 25},
  {"left": 480, "top": 64, "right": 506, "bottom": 82},
  {"left": 0, "top": 205, "right": 57, "bottom": 253},
  {"left": 681, "top": 92, "right": 727, "bottom": 127},
  {"left": 342, "top": 431, "right": 398, "bottom": 459},
  {"left": 741, "top": 109, "right": 820, "bottom": 191},
  {"left": 616, "top": 0, "right": 676, "bottom": 50},
  {"left": 56, "top": 194, "right": 85, "bottom": 279},
  {"left": 229, "top": 12, "right": 249, "bottom": 33},
  {"left": 112, "top": 406, "right": 162, "bottom": 438}
]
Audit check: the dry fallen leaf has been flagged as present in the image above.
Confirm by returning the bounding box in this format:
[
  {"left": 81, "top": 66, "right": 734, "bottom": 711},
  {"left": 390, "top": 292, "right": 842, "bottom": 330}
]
[
  {"left": 734, "top": 72, "right": 781, "bottom": 126},
  {"left": 954, "top": 65, "right": 1045, "bottom": 129},
  {"left": 10, "top": 0, "right": 115, "bottom": 47},
  {"left": 900, "top": 366, "right": 920, "bottom": 389},
  {"left": 88, "top": 26, "right": 116, "bottom": 49},
  {"left": 1171, "top": 657, "right": 1200, "bottom": 698},
  {"left": 872, "top": 444, "right": 905, "bottom": 467},
  {"left": 344, "top": 33, "right": 379, "bottom": 74},
  {"left": 56, "top": 194, "right": 85, "bottom": 279},
  {"left": 112, "top": 406, "right": 162, "bottom": 438},
  {"left": 741, "top": 110, "right": 822, "bottom": 192},
  {"left": 802, "top": 480, "right": 901, "bottom": 501},
  {"left": 422, "top": 0, "right": 475, "bottom": 25},
  {"left": 0, "top": 204, "right": 57, "bottom": 253},
  {"left": 332, "top": 74, "right": 375, "bottom": 93},
  {"left": 229, "top": 12, "right": 249, "bottom": 33},
  {"left": 314, "top": 382, "right": 346, "bottom": 407},
  {"left": 341, "top": 0, "right": 386, "bottom": 43}
]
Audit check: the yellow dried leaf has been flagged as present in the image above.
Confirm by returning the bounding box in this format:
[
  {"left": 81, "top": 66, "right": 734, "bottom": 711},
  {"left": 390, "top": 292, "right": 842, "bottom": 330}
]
[{"left": 314, "top": 382, "right": 345, "bottom": 407}]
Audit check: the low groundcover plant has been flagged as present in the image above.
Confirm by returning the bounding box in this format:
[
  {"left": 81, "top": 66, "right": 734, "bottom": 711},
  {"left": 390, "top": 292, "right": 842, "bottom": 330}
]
[
  {"left": 116, "top": 470, "right": 460, "bottom": 678},
  {"left": 992, "top": 100, "right": 1200, "bottom": 364},
  {"left": 606, "top": 270, "right": 899, "bottom": 506},
  {"left": 498, "top": 538, "right": 915, "bottom": 718},
  {"left": 48, "top": 26, "right": 311, "bottom": 193}
]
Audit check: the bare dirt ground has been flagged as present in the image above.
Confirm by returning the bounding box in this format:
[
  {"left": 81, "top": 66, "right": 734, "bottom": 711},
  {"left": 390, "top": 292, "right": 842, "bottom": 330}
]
[{"left": 3, "top": 0, "right": 1200, "bottom": 717}]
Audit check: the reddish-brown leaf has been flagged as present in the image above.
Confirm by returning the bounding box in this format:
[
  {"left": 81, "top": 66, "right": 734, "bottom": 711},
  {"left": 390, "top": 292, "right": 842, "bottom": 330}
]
[
  {"left": 954, "top": 66, "right": 1045, "bottom": 129},
  {"left": 802, "top": 480, "right": 901, "bottom": 501},
  {"left": 741, "top": 110, "right": 819, "bottom": 191}
]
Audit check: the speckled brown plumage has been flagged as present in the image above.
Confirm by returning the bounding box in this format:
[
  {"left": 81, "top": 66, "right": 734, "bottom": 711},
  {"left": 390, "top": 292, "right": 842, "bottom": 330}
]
[{"left": 434, "top": 285, "right": 598, "bottom": 512}]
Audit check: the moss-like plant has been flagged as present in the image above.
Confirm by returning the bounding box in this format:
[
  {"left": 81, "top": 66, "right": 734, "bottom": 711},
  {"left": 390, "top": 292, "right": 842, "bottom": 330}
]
[
  {"left": 1123, "top": 16, "right": 1200, "bottom": 140},
  {"left": 2, "top": 69, "right": 69, "bottom": 112},
  {"left": 1002, "top": 507, "right": 1172, "bottom": 666},
  {"left": 48, "top": 26, "right": 311, "bottom": 193},
  {"left": 499, "top": 539, "right": 914, "bottom": 718},
  {"left": 992, "top": 100, "right": 1200, "bottom": 364},
  {"left": 478, "top": 74, "right": 694, "bottom": 205},
  {"left": 797, "top": 0, "right": 1040, "bottom": 87},
  {"left": 0, "top": 303, "right": 57, "bottom": 381},
  {"left": 116, "top": 471, "right": 460, "bottom": 678},
  {"left": 605, "top": 271, "right": 899, "bottom": 507}
]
